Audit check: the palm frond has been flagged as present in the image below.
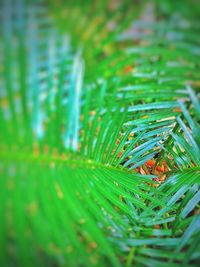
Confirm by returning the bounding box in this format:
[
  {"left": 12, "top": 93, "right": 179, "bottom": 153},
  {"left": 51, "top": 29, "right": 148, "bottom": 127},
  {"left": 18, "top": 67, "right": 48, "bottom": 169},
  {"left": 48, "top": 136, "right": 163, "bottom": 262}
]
[{"left": 0, "top": 0, "right": 200, "bottom": 266}]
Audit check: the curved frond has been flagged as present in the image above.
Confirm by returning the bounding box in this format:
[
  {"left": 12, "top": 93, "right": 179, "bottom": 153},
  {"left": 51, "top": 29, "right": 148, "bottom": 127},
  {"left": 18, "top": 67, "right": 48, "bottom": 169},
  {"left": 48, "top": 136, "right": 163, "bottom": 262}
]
[{"left": 0, "top": 0, "right": 200, "bottom": 266}]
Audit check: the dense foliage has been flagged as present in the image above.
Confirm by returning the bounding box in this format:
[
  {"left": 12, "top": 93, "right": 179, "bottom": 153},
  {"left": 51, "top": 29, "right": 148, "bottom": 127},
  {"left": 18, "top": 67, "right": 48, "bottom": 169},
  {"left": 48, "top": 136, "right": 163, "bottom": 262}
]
[{"left": 0, "top": 0, "right": 200, "bottom": 266}]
